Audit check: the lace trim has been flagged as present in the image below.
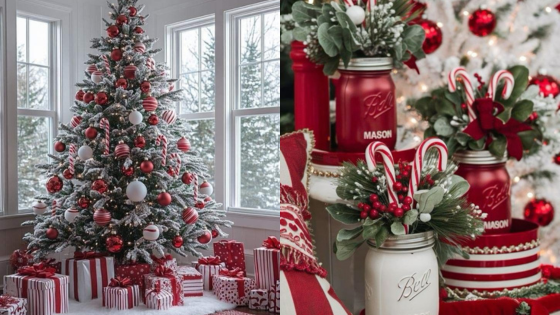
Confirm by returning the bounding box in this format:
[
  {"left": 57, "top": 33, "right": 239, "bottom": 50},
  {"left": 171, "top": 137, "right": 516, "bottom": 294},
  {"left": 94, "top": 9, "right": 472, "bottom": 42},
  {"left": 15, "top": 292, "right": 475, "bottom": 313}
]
[
  {"left": 281, "top": 184, "right": 311, "bottom": 220},
  {"left": 281, "top": 246, "right": 327, "bottom": 278}
]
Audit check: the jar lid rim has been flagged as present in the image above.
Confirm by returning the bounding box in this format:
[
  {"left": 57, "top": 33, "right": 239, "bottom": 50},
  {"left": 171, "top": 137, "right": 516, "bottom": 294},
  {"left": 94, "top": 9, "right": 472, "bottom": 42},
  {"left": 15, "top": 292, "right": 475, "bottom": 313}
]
[
  {"left": 367, "top": 230, "right": 435, "bottom": 250},
  {"left": 453, "top": 150, "right": 507, "bottom": 164},
  {"left": 339, "top": 57, "right": 393, "bottom": 71}
]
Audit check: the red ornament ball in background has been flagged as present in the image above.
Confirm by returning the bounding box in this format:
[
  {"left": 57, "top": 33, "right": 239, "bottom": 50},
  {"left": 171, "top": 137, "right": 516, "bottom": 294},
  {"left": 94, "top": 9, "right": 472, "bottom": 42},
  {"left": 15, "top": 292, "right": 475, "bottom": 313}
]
[
  {"left": 46, "top": 227, "right": 59, "bottom": 240},
  {"left": 70, "top": 116, "right": 82, "bottom": 129},
  {"left": 204, "top": 196, "right": 212, "bottom": 202},
  {"left": 78, "top": 196, "right": 91, "bottom": 208},
  {"left": 197, "top": 231, "right": 212, "bottom": 244},
  {"left": 83, "top": 92, "right": 94, "bottom": 104},
  {"left": 115, "top": 78, "right": 128, "bottom": 89},
  {"left": 412, "top": 19, "right": 442, "bottom": 54},
  {"left": 116, "top": 14, "right": 128, "bottom": 25},
  {"left": 172, "top": 235, "right": 184, "bottom": 248},
  {"left": 115, "top": 142, "right": 130, "bottom": 159},
  {"left": 106, "top": 234, "right": 123, "bottom": 253},
  {"left": 96, "top": 92, "right": 108, "bottom": 105},
  {"left": 46, "top": 175, "right": 63, "bottom": 193},
  {"left": 140, "top": 81, "right": 151, "bottom": 93},
  {"left": 157, "top": 192, "right": 172, "bottom": 207},
  {"left": 211, "top": 229, "right": 219, "bottom": 238},
  {"left": 177, "top": 137, "right": 191, "bottom": 152},
  {"left": 182, "top": 207, "right": 199, "bottom": 224},
  {"left": 54, "top": 141, "right": 66, "bottom": 152},
  {"left": 75, "top": 90, "right": 85, "bottom": 101},
  {"left": 554, "top": 153, "right": 560, "bottom": 165},
  {"left": 148, "top": 114, "right": 159, "bottom": 125},
  {"left": 143, "top": 96, "right": 158, "bottom": 111},
  {"left": 195, "top": 200, "right": 205, "bottom": 209},
  {"left": 468, "top": 9, "right": 496, "bottom": 37},
  {"left": 106, "top": 25, "right": 120, "bottom": 38},
  {"left": 529, "top": 74, "right": 560, "bottom": 97},
  {"left": 93, "top": 208, "right": 111, "bottom": 226},
  {"left": 87, "top": 64, "right": 97, "bottom": 74},
  {"left": 110, "top": 49, "right": 122, "bottom": 61},
  {"left": 134, "top": 135, "right": 146, "bottom": 148},
  {"left": 134, "top": 26, "right": 144, "bottom": 34},
  {"left": 124, "top": 64, "right": 137, "bottom": 79},
  {"left": 140, "top": 160, "right": 154, "bottom": 173},
  {"left": 182, "top": 172, "right": 194, "bottom": 185},
  {"left": 63, "top": 169, "right": 73, "bottom": 180},
  {"left": 85, "top": 126, "right": 98, "bottom": 140},
  {"left": 122, "top": 166, "right": 134, "bottom": 176},
  {"left": 128, "top": 6, "right": 137, "bottom": 17},
  {"left": 91, "top": 179, "right": 108, "bottom": 193},
  {"left": 524, "top": 199, "right": 554, "bottom": 227},
  {"left": 9, "top": 249, "right": 32, "bottom": 270}
]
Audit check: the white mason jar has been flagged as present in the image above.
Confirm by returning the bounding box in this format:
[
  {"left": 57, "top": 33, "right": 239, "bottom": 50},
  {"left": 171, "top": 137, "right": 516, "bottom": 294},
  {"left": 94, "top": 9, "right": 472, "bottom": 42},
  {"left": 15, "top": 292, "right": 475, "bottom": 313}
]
[{"left": 365, "top": 231, "right": 439, "bottom": 315}]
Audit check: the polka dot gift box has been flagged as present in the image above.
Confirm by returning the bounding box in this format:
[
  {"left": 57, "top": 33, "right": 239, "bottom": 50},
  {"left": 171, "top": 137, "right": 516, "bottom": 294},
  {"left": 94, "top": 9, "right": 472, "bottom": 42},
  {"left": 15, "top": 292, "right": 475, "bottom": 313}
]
[
  {"left": 212, "top": 268, "right": 255, "bottom": 306},
  {"left": 213, "top": 240, "right": 246, "bottom": 273},
  {"left": 114, "top": 263, "right": 151, "bottom": 294}
]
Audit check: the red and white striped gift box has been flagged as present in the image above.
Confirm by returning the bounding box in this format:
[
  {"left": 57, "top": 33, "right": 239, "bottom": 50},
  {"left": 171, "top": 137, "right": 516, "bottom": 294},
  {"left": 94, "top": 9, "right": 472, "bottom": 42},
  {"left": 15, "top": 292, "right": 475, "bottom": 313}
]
[
  {"left": 102, "top": 285, "right": 140, "bottom": 310},
  {"left": 443, "top": 219, "right": 541, "bottom": 295},
  {"left": 248, "top": 289, "right": 268, "bottom": 310},
  {"left": 62, "top": 255, "right": 114, "bottom": 302},
  {"left": 254, "top": 241, "right": 280, "bottom": 290},
  {"left": 268, "top": 280, "right": 280, "bottom": 313},
  {"left": 194, "top": 258, "right": 225, "bottom": 291},
  {"left": 176, "top": 266, "right": 203, "bottom": 297},
  {"left": 4, "top": 273, "right": 69, "bottom": 315},
  {"left": 0, "top": 295, "right": 27, "bottom": 315},
  {"left": 144, "top": 273, "right": 184, "bottom": 306},
  {"left": 145, "top": 285, "right": 173, "bottom": 310}
]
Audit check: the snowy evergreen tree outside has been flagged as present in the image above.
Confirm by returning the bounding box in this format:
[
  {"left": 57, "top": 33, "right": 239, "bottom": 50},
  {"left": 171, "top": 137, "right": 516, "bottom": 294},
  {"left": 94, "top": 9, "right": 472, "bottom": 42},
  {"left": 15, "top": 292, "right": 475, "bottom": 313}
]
[{"left": 23, "top": 0, "right": 234, "bottom": 263}]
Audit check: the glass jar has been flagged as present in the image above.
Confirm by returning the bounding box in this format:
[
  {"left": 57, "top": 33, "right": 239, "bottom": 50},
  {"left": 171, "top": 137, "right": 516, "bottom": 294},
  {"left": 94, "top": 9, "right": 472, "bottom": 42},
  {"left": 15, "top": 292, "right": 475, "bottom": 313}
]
[
  {"left": 365, "top": 231, "right": 439, "bottom": 315},
  {"left": 335, "top": 58, "right": 396, "bottom": 152},
  {"left": 454, "top": 150, "right": 511, "bottom": 234}
]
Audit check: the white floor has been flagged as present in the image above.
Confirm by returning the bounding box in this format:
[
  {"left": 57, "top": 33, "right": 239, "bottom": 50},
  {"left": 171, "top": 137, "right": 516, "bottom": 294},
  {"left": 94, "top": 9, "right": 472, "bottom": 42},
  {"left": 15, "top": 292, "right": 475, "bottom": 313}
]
[{"left": 66, "top": 292, "right": 236, "bottom": 315}]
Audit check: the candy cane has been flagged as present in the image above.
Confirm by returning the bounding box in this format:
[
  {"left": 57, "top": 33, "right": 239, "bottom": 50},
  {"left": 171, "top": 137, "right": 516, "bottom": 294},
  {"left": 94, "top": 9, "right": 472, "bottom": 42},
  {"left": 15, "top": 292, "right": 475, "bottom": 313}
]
[
  {"left": 366, "top": 142, "right": 399, "bottom": 206},
  {"left": 68, "top": 144, "right": 76, "bottom": 175},
  {"left": 156, "top": 135, "right": 168, "bottom": 166},
  {"left": 101, "top": 55, "right": 111, "bottom": 74},
  {"left": 343, "top": 0, "right": 354, "bottom": 6},
  {"left": 408, "top": 138, "right": 448, "bottom": 200},
  {"left": 52, "top": 200, "right": 57, "bottom": 216},
  {"left": 193, "top": 174, "right": 198, "bottom": 200},
  {"left": 100, "top": 118, "right": 110, "bottom": 155},
  {"left": 169, "top": 153, "right": 181, "bottom": 176},
  {"left": 448, "top": 67, "right": 476, "bottom": 121},
  {"left": 488, "top": 70, "right": 514, "bottom": 100}
]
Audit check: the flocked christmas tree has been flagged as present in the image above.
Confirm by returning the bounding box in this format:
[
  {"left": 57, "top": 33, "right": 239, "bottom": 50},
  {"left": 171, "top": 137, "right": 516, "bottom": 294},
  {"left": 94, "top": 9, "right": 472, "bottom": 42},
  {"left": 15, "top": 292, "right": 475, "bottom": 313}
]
[{"left": 23, "top": 0, "right": 232, "bottom": 263}]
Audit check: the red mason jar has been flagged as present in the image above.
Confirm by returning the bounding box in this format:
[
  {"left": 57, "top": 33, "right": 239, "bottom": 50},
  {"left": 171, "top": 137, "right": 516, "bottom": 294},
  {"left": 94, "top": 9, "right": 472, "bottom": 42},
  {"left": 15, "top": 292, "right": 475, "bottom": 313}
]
[
  {"left": 454, "top": 150, "right": 511, "bottom": 234},
  {"left": 336, "top": 58, "right": 396, "bottom": 152}
]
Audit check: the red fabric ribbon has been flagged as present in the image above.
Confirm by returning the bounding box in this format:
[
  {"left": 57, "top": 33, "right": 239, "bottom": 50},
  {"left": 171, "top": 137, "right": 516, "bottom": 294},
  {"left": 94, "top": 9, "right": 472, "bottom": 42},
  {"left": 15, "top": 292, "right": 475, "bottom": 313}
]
[
  {"left": 462, "top": 98, "right": 533, "bottom": 160},
  {"left": 151, "top": 254, "right": 173, "bottom": 266},
  {"left": 74, "top": 251, "right": 105, "bottom": 260},
  {"left": 147, "top": 281, "right": 162, "bottom": 294},
  {"left": 198, "top": 256, "right": 221, "bottom": 265},
  {"left": 17, "top": 263, "right": 63, "bottom": 312},
  {"left": 109, "top": 277, "right": 132, "bottom": 288},
  {"left": 17, "top": 263, "right": 56, "bottom": 278},
  {"left": 404, "top": 55, "right": 420, "bottom": 74},
  {"left": 153, "top": 266, "right": 181, "bottom": 305},
  {"left": 0, "top": 295, "right": 18, "bottom": 307},
  {"left": 155, "top": 265, "right": 175, "bottom": 277},
  {"left": 541, "top": 264, "right": 560, "bottom": 279},
  {"left": 263, "top": 236, "right": 281, "bottom": 249}
]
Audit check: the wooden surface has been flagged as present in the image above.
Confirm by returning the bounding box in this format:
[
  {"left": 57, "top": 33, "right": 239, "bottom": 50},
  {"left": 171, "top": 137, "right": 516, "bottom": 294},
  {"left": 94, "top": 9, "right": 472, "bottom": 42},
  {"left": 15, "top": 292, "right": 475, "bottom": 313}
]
[{"left": 233, "top": 307, "right": 273, "bottom": 314}]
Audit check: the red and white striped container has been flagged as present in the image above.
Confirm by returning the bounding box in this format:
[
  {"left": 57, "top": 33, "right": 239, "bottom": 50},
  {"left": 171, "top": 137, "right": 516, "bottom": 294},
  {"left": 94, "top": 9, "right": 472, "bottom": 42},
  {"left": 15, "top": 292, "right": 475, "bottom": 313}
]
[
  {"left": 442, "top": 219, "right": 541, "bottom": 296},
  {"left": 4, "top": 273, "right": 69, "bottom": 315},
  {"left": 102, "top": 285, "right": 140, "bottom": 310}
]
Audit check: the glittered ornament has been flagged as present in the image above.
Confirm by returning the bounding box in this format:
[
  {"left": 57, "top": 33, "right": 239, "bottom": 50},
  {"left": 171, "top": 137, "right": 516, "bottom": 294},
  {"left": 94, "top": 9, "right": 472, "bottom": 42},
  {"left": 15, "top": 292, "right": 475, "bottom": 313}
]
[
  {"left": 54, "top": 141, "right": 66, "bottom": 152},
  {"left": 182, "top": 207, "right": 198, "bottom": 224},
  {"left": 468, "top": 9, "right": 496, "bottom": 37},
  {"left": 148, "top": 114, "right": 159, "bottom": 125},
  {"left": 346, "top": 5, "right": 365, "bottom": 25},
  {"left": 124, "top": 64, "right": 137, "bottom": 79},
  {"left": 46, "top": 227, "right": 59, "bottom": 240},
  {"left": 83, "top": 92, "right": 94, "bottom": 104},
  {"left": 115, "top": 77, "right": 128, "bottom": 89},
  {"left": 172, "top": 235, "right": 183, "bottom": 248},
  {"left": 211, "top": 230, "right": 219, "bottom": 238},
  {"left": 412, "top": 19, "right": 442, "bottom": 54},
  {"left": 197, "top": 231, "right": 212, "bottom": 244},
  {"left": 64, "top": 208, "right": 79, "bottom": 223},
  {"left": 94, "top": 208, "right": 111, "bottom": 226},
  {"left": 134, "top": 26, "right": 144, "bottom": 34},
  {"left": 157, "top": 192, "right": 172, "bottom": 206},
  {"left": 107, "top": 25, "right": 120, "bottom": 38},
  {"left": 143, "top": 96, "right": 158, "bottom": 111},
  {"left": 134, "top": 135, "right": 146, "bottom": 148},
  {"left": 115, "top": 142, "right": 130, "bottom": 159},
  {"left": 126, "top": 180, "right": 147, "bottom": 202},
  {"left": 199, "top": 181, "right": 213, "bottom": 196},
  {"left": 75, "top": 90, "right": 85, "bottom": 101},
  {"left": 182, "top": 172, "right": 194, "bottom": 185},
  {"left": 140, "top": 81, "right": 151, "bottom": 93},
  {"left": 106, "top": 234, "right": 123, "bottom": 253},
  {"left": 63, "top": 169, "right": 73, "bottom": 180},
  {"left": 78, "top": 145, "right": 93, "bottom": 160},
  {"left": 95, "top": 91, "right": 108, "bottom": 105},
  {"left": 78, "top": 196, "right": 91, "bottom": 208},
  {"left": 85, "top": 126, "right": 98, "bottom": 140},
  {"left": 91, "top": 178, "right": 108, "bottom": 193},
  {"left": 140, "top": 159, "right": 154, "bottom": 173},
  {"left": 177, "top": 137, "right": 191, "bottom": 152},
  {"left": 524, "top": 199, "right": 554, "bottom": 227},
  {"left": 530, "top": 74, "right": 560, "bottom": 97},
  {"left": 143, "top": 223, "right": 160, "bottom": 241},
  {"left": 128, "top": 7, "right": 137, "bottom": 16},
  {"left": 32, "top": 200, "right": 48, "bottom": 215},
  {"left": 110, "top": 49, "right": 122, "bottom": 61},
  {"left": 46, "top": 175, "right": 63, "bottom": 193},
  {"left": 116, "top": 14, "right": 128, "bottom": 25},
  {"left": 122, "top": 166, "right": 134, "bottom": 176}
]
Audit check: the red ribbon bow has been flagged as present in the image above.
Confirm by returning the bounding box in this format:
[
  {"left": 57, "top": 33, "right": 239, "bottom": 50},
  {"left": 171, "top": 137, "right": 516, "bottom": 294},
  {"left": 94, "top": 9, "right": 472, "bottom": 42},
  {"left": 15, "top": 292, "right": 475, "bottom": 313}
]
[
  {"left": 17, "top": 263, "right": 56, "bottom": 278},
  {"left": 463, "top": 98, "right": 533, "bottom": 161},
  {"left": 198, "top": 256, "right": 221, "bottom": 265},
  {"left": 109, "top": 276, "right": 132, "bottom": 288},
  {"left": 74, "top": 251, "right": 104, "bottom": 260},
  {"left": 0, "top": 295, "right": 18, "bottom": 307},
  {"left": 263, "top": 236, "right": 280, "bottom": 249},
  {"left": 151, "top": 254, "right": 173, "bottom": 266},
  {"left": 219, "top": 268, "right": 244, "bottom": 279},
  {"left": 154, "top": 265, "right": 175, "bottom": 277},
  {"left": 147, "top": 281, "right": 162, "bottom": 294}
]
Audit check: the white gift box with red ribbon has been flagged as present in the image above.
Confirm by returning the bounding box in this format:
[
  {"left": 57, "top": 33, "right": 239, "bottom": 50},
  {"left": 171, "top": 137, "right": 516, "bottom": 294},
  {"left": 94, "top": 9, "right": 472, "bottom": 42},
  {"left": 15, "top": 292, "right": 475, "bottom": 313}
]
[{"left": 62, "top": 253, "right": 114, "bottom": 302}]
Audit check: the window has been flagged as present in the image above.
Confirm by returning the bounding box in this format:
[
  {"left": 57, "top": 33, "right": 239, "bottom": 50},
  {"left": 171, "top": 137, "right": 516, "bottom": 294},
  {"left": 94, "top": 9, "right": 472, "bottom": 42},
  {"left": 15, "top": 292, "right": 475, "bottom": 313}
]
[{"left": 16, "top": 16, "right": 57, "bottom": 211}]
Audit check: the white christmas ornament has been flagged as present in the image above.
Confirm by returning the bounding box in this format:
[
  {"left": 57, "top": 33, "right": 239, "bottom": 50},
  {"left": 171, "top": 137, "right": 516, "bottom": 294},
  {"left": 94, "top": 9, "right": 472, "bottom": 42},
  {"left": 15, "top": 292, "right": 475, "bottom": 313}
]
[
  {"left": 32, "top": 200, "right": 48, "bottom": 215},
  {"left": 346, "top": 6, "right": 365, "bottom": 25},
  {"left": 126, "top": 180, "right": 147, "bottom": 202},
  {"left": 199, "top": 181, "right": 213, "bottom": 196},
  {"left": 420, "top": 213, "right": 431, "bottom": 222},
  {"left": 91, "top": 71, "right": 103, "bottom": 83},
  {"left": 143, "top": 223, "right": 160, "bottom": 241},
  {"left": 128, "top": 110, "right": 143, "bottom": 125},
  {"left": 64, "top": 208, "right": 80, "bottom": 223},
  {"left": 78, "top": 145, "right": 93, "bottom": 160}
]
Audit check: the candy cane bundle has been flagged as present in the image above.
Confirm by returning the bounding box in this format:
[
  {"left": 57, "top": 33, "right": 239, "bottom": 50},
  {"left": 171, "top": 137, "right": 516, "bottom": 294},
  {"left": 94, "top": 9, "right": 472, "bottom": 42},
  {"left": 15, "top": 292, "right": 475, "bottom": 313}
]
[
  {"left": 68, "top": 144, "right": 76, "bottom": 175},
  {"left": 156, "top": 135, "right": 168, "bottom": 166},
  {"left": 407, "top": 138, "right": 448, "bottom": 201},
  {"left": 100, "top": 118, "right": 110, "bottom": 155},
  {"left": 488, "top": 70, "right": 514, "bottom": 100},
  {"left": 366, "top": 142, "right": 399, "bottom": 206},
  {"left": 448, "top": 67, "right": 476, "bottom": 121}
]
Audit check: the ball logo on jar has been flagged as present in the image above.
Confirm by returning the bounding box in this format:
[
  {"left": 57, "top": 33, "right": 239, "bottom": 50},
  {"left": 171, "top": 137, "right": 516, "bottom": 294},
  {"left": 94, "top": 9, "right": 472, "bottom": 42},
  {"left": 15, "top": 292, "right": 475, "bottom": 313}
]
[
  {"left": 397, "top": 269, "right": 432, "bottom": 302},
  {"left": 364, "top": 92, "right": 394, "bottom": 119},
  {"left": 482, "top": 183, "right": 510, "bottom": 210}
]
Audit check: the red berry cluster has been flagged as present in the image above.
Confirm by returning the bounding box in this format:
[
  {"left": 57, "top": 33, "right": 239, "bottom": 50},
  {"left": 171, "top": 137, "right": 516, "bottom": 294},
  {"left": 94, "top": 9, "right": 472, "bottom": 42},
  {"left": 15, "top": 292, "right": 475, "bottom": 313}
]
[
  {"left": 394, "top": 162, "right": 412, "bottom": 204},
  {"left": 419, "top": 174, "right": 435, "bottom": 187}
]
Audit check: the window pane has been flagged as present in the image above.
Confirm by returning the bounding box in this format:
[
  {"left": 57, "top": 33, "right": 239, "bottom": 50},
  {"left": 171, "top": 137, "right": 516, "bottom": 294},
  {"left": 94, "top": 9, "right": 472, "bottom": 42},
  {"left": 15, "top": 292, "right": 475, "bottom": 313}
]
[
  {"left": 238, "top": 114, "right": 280, "bottom": 209},
  {"left": 185, "top": 119, "right": 215, "bottom": 187},
  {"left": 181, "top": 29, "right": 199, "bottom": 73},
  {"left": 200, "top": 25, "right": 215, "bottom": 71},
  {"left": 17, "top": 63, "right": 27, "bottom": 108},
  {"left": 200, "top": 70, "right": 214, "bottom": 112},
  {"left": 240, "top": 15, "right": 261, "bottom": 64},
  {"left": 29, "top": 19, "right": 49, "bottom": 66},
  {"left": 18, "top": 116, "right": 50, "bottom": 209},
  {"left": 263, "top": 61, "right": 280, "bottom": 107},
  {"left": 181, "top": 73, "right": 199, "bottom": 113},
  {"left": 28, "top": 66, "right": 49, "bottom": 110},
  {"left": 239, "top": 64, "right": 262, "bottom": 109},
  {"left": 17, "top": 17, "right": 26, "bottom": 62},
  {"left": 263, "top": 12, "right": 280, "bottom": 60}
]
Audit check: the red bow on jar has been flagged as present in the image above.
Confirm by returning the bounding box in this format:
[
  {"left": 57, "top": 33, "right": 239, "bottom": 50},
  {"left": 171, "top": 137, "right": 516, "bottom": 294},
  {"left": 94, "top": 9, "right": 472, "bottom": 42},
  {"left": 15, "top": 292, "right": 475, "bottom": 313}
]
[
  {"left": 74, "top": 251, "right": 105, "bottom": 260},
  {"left": 198, "top": 256, "right": 221, "bottom": 265},
  {"left": 109, "top": 276, "right": 132, "bottom": 287},
  {"left": 219, "top": 268, "right": 244, "bottom": 279},
  {"left": 263, "top": 236, "right": 280, "bottom": 249},
  {"left": 154, "top": 265, "right": 175, "bottom": 277},
  {"left": 0, "top": 295, "right": 18, "bottom": 307},
  {"left": 17, "top": 263, "right": 56, "bottom": 278}
]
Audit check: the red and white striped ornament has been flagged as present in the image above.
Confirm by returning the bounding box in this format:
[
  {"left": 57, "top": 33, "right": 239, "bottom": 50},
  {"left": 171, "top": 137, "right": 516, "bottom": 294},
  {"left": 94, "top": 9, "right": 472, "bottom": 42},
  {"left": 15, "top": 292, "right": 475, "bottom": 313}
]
[
  {"left": 156, "top": 135, "right": 168, "bottom": 166},
  {"left": 134, "top": 42, "right": 146, "bottom": 53},
  {"left": 91, "top": 71, "right": 104, "bottom": 83},
  {"left": 64, "top": 208, "right": 79, "bottom": 223},
  {"left": 182, "top": 207, "right": 198, "bottom": 224},
  {"left": 146, "top": 57, "right": 155, "bottom": 70},
  {"left": 93, "top": 208, "right": 111, "bottom": 226},
  {"left": 177, "top": 137, "right": 191, "bottom": 152},
  {"left": 488, "top": 70, "right": 514, "bottom": 100},
  {"left": 143, "top": 96, "right": 158, "bottom": 112},
  {"left": 448, "top": 67, "right": 476, "bottom": 121},
  {"left": 70, "top": 116, "right": 82, "bottom": 128},
  {"left": 143, "top": 223, "right": 160, "bottom": 241},
  {"left": 87, "top": 64, "right": 97, "bottom": 74},
  {"left": 115, "top": 142, "right": 130, "bottom": 159},
  {"left": 100, "top": 118, "right": 110, "bottom": 155},
  {"left": 162, "top": 110, "right": 177, "bottom": 124},
  {"left": 199, "top": 181, "right": 213, "bottom": 196},
  {"left": 101, "top": 54, "right": 111, "bottom": 74},
  {"left": 32, "top": 200, "right": 48, "bottom": 215},
  {"left": 124, "top": 64, "right": 137, "bottom": 79},
  {"left": 168, "top": 153, "right": 181, "bottom": 176},
  {"left": 68, "top": 143, "right": 77, "bottom": 175}
]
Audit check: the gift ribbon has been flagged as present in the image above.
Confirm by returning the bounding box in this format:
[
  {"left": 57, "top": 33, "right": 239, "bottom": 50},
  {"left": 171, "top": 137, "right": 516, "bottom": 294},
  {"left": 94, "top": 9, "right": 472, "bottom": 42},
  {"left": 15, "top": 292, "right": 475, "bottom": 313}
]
[
  {"left": 154, "top": 266, "right": 181, "bottom": 305},
  {"left": 219, "top": 268, "right": 246, "bottom": 299},
  {"left": 198, "top": 256, "right": 221, "bottom": 265},
  {"left": 17, "top": 264, "right": 63, "bottom": 313},
  {"left": 151, "top": 254, "right": 173, "bottom": 266},
  {"left": 147, "top": 281, "right": 162, "bottom": 294},
  {"left": 65, "top": 251, "right": 109, "bottom": 301},
  {"left": 0, "top": 295, "right": 18, "bottom": 308},
  {"left": 109, "top": 277, "right": 132, "bottom": 288},
  {"left": 262, "top": 236, "right": 280, "bottom": 249}
]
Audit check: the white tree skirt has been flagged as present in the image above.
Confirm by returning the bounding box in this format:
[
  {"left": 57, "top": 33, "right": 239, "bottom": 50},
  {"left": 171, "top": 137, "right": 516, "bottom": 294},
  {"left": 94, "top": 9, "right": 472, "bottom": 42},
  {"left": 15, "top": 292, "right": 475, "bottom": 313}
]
[{"left": 66, "top": 292, "right": 236, "bottom": 315}]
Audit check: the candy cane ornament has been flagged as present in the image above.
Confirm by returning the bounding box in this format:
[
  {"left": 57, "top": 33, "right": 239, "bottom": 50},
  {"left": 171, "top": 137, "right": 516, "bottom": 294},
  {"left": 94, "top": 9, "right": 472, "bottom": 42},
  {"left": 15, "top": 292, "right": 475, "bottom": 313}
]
[
  {"left": 52, "top": 200, "right": 57, "bottom": 217},
  {"left": 156, "top": 135, "right": 168, "bottom": 166},
  {"left": 366, "top": 142, "right": 399, "bottom": 206},
  {"left": 448, "top": 67, "right": 476, "bottom": 121},
  {"left": 407, "top": 137, "right": 448, "bottom": 201},
  {"left": 101, "top": 55, "right": 111, "bottom": 74},
  {"left": 169, "top": 153, "right": 181, "bottom": 176},
  {"left": 68, "top": 144, "right": 76, "bottom": 175},
  {"left": 193, "top": 174, "right": 199, "bottom": 201},
  {"left": 99, "top": 118, "right": 110, "bottom": 155},
  {"left": 488, "top": 70, "right": 514, "bottom": 100}
]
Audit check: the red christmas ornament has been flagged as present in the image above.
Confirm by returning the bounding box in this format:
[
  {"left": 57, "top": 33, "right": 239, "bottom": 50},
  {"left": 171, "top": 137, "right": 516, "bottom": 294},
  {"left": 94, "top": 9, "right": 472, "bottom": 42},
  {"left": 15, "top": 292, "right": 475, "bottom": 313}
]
[
  {"left": 524, "top": 199, "right": 554, "bottom": 227},
  {"left": 46, "top": 227, "right": 59, "bottom": 240},
  {"left": 122, "top": 166, "right": 134, "bottom": 176},
  {"left": 87, "top": 64, "right": 97, "bottom": 74},
  {"left": 134, "top": 26, "right": 144, "bottom": 34},
  {"left": 128, "top": 7, "right": 137, "bottom": 17},
  {"left": 115, "top": 142, "right": 130, "bottom": 159},
  {"left": 46, "top": 175, "right": 63, "bottom": 193},
  {"left": 115, "top": 78, "right": 128, "bottom": 89},
  {"left": 468, "top": 9, "right": 496, "bottom": 37},
  {"left": 195, "top": 200, "right": 205, "bottom": 209},
  {"left": 54, "top": 141, "right": 66, "bottom": 152},
  {"left": 554, "top": 153, "right": 560, "bottom": 165},
  {"left": 63, "top": 169, "right": 73, "bottom": 179},
  {"left": 91, "top": 179, "right": 108, "bottom": 193},
  {"left": 197, "top": 231, "right": 212, "bottom": 244},
  {"left": 134, "top": 135, "right": 146, "bottom": 148},
  {"left": 177, "top": 137, "right": 191, "bottom": 152},
  {"left": 412, "top": 19, "right": 442, "bottom": 54},
  {"left": 211, "top": 229, "right": 219, "bottom": 238},
  {"left": 83, "top": 92, "right": 94, "bottom": 104},
  {"left": 95, "top": 92, "right": 108, "bottom": 105},
  {"left": 172, "top": 235, "right": 184, "bottom": 248},
  {"left": 124, "top": 64, "right": 137, "bottom": 79},
  {"left": 204, "top": 196, "right": 212, "bottom": 202},
  {"left": 142, "top": 96, "right": 158, "bottom": 111},
  {"left": 75, "top": 90, "right": 85, "bottom": 101},
  {"left": 110, "top": 49, "right": 122, "bottom": 61},
  {"left": 140, "top": 81, "right": 151, "bottom": 93},
  {"left": 106, "top": 25, "right": 120, "bottom": 38},
  {"left": 148, "top": 114, "right": 159, "bottom": 125},
  {"left": 78, "top": 196, "right": 91, "bottom": 208},
  {"left": 106, "top": 234, "right": 123, "bottom": 253},
  {"left": 181, "top": 172, "right": 194, "bottom": 185},
  {"left": 116, "top": 14, "right": 128, "bottom": 25},
  {"left": 93, "top": 208, "right": 111, "bottom": 226},
  {"left": 157, "top": 192, "right": 172, "bottom": 207},
  {"left": 9, "top": 249, "right": 32, "bottom": 270},
  {"left": 85, "top": 126, "right": 98, "bottom": 140},
  {"left": 529, "top": 74, "right": 560, "bottom": 97},
  {"left": 140, "top": 160, "right": 154, "bottom": 173}
]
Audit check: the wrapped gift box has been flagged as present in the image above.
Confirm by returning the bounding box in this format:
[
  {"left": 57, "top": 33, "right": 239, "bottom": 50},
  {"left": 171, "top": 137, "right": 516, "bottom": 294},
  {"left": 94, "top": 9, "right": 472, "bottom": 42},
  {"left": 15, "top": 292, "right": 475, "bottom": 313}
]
[
  {"left": 249, "top": 289, "right": 268, "bottom": 310},
  {"left": 213, "top": 240, "right": 246, "bottom": 273},
  {"left": 0, "top": 295, "right": 27, "bottom": 315},
  {"left": 254, "top": 236, "right": 280, "bottom": 290},
  {"left": 151, "top": 254, "right": 177, "bottom": 270},
  {"left": 62, "top": 252, "right": 114, "bottom": 302},
  {"left": 269, "top": 280, "right": 280, "bottom": 313},
  {"left": 212, "top": 268, "right": 255, "bottom": 306},
  {"left": 176, "top": 266, "right": 203, "bottom": 297},
  {"left": 144, "top": 266, "right": 183, "bottom": 306},
  {"left": 114, "top": 263, "right": 151, "bottom": 292},
  {"left": 145, "top": 282, "right": 173, "bottom": 310},
  {"left": 102, "top": 278, "right": 140, "bottom": 310},
  {"left": 195, "top": 257, "right": 225, "bottom": 291},
  {"left": 41, "top": 259, "right": 61, "bottom": 274},
  {"left": 4, "top": 265, "right": 69, "bottom": 315}
]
